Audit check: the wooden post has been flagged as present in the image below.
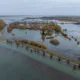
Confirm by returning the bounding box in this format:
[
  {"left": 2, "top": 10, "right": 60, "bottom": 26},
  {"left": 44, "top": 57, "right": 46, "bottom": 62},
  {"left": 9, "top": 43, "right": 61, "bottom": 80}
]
[
  {"left": 43, "top": 51, "right": 45, "bottom": 56},
  {"left": 58, "top": 57, "right": 61, "bottom": 62},
  {"left": 37, "top": 49, "right": 39, "bottom": 53},
  {"left": 50, "top": 54, "right": 53, "bottom": 59},
  {"left": 26, "top": 46, "right": 28, "bottom": 50},
  {"left": 78, "top": 64, "right": 80, "bottom": 69},
  {"left": 67, "top": 59, "right": 70, "bottom": 64},
  {"left": 30, "top": 49, "right": 33, "bottom": 53},
  {"left": 73, "top": 64, "right": 76, "bottom": 70},
  {"left": 16, "top": 43, "right": 19, "bottom": 47}
]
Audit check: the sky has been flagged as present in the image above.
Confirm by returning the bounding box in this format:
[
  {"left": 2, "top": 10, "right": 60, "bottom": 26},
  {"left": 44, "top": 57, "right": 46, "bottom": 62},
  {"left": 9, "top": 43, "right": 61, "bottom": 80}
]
[{"left": 0, "top": 0, "right": 80, "bottom": 16}]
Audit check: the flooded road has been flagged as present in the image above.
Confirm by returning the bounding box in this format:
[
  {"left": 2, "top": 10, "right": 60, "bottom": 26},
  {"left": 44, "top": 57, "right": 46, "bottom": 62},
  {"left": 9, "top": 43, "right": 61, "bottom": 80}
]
[{"left": 0, "top": 45, "right": 79, "bottom": 80}]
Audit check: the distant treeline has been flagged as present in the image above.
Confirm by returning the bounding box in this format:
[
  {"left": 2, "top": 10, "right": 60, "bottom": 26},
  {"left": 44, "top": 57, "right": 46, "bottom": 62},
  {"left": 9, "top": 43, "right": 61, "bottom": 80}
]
[
  {"left": 21, "top": 16, "right": 80, "bottom": 22},
  {"left": 40, "top": 16, "right": 80, "bottom": 21}
]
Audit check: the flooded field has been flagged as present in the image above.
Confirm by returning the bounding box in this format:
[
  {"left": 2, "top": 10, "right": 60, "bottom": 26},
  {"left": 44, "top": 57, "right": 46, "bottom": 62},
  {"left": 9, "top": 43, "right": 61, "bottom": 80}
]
[
  {"left": 0, "top": 16, "right": 80, "bottom": 59},
  {"left": 0, "top": 45, "right": 79, "bottom": 80},
  {"left": 0, "top": 16, "right": 80, "bottom": 80}
]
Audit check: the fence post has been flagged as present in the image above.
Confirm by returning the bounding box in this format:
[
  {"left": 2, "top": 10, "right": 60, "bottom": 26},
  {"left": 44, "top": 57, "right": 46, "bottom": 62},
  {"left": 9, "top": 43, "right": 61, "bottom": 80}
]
[
  {"left": 73, "top": 64, "right": 76, "bottom": 70},
  {"left": 50, "top": 54, "right": 53, "bottom": 59},
  {"left": 78, "top": 64, "right": 80, "bottom": 69},
  {"left": 67, "top": 59, "right": 70, "bottom": 64},
  {"left": 58, "top": 57, "right": 61, "bottom": 62}
]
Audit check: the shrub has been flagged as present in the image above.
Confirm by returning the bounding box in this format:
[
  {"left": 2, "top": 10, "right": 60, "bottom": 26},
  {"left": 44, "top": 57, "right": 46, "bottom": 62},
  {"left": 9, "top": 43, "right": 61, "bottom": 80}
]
[
  {"left": 18, "top": 24, "right": 26, "bottom": 29},
  {"left": 28, "top": 40, "right": 46, "bottom": 49},
  {"left": 61, "top": 32, "right": 68, "bottom": 38},
  {"left": 73, "top": 64, "right": 76, "bottom": 70},
  {"left": 78, "top": 64, "right": 80, "bottom": 69},
  {"left": 0, "top": 19, "right": 5, "bottom": 30},
  {"left": 54, "top": 25, "right": 61, "bottom": 32},
  {"left": 46, "top": 36, "right": 54, "bottom": 39},
  {"left": 7, "top": 27, "right": 12, "bottom": 33},
  {"left": 50, "top": 39, "right": 60, "bottom": 45}
]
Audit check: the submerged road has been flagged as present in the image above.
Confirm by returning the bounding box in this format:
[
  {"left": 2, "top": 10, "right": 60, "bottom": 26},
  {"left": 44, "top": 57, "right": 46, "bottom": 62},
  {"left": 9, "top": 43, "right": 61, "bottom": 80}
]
[
  {"left": 0, "top": 39, "right": 79, "bottom": 80},
  {"left": 0, "top": 46, "right": 79, "bottom": 80}
]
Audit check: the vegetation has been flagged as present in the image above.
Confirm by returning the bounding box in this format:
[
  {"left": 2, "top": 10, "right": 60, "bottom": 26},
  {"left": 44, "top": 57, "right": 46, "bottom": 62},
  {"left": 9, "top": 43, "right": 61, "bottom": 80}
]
[
  {"left": 73, "top": 64, "right": 76, "bottom": 70},
  {"left": 66, "top": 59, "right": 70, "bottom": 64},
  {"left": 78, "top": 64, "right": 80, "bottom": 69},
  {"left": 45, "top": 31, "right": 53, "bottom": 36},
  {"left": 7, "top": 22, "right": 26, "bottom": 32},
  {"left": 7, "top": 26, "right": 12, "bottom": 32},
  {"left": 28, "top": 40, "right": 46, "bottom": 49},
  {"left": 50, "top": 39, "right": 60, "bottom": 45},
  {"left": 29, "top": 24, "right": 40, "bottom": 30},
  {"left": 54, "top": 25, "right": 61, "bottom": 32},
  {"left": 42, "top": 22, "right": 61, "bottom": 32},
  {"left": 77, "top": 41, "right": 80, "bottom": 45},
  {"left": 50, "top": 54, "right": 53, "bottom": 59},
  {"left": 7, "top": 38, "right": 80, "bottom": 71},
  {"left": 41, "top": 30, "right": 45, "bottom": 35},
  {"left": 18, "top": 24, "right": 26, "bottom": 29},
  {"left": 0, "top": 19, "right": 5, "bottom": 30},
  {"left": 46, "top": 36, "right": 54, "bottom": 39},
  {"left": 41, "top": 35, "right": 46, "bottom": 41},
  {"left": 61, "top": 32, "right": 71, "bottom": 40},
  {"left": 74, "top": 38, "right": 77, "bottom": 41},
  {"left": 63, "top": 29, "right": 67, "bottom": 32},
  {"left": 61, "top": 32, "right": 67, "bottom": 37},
  {"left": 58, "top": 57, "right": 61, "bottom": 61},
  {"left": 7, "top": 21, "right": 62, "bottom": 34}
]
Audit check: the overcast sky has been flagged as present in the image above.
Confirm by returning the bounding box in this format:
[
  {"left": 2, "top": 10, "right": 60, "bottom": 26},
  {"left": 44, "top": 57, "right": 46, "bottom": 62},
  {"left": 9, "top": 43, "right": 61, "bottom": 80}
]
[{"left": 0, "top": 0, "right": 80, "bottom": 15}]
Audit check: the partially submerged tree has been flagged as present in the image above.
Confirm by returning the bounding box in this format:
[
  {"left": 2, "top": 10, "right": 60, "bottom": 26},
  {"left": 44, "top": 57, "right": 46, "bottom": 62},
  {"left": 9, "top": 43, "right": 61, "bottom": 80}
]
[
  {"left": 50, "top": 39, "right": 60, "bottom": 45},
  {"left": 0, "top": 19, "right": 5, "bottom": 30}
]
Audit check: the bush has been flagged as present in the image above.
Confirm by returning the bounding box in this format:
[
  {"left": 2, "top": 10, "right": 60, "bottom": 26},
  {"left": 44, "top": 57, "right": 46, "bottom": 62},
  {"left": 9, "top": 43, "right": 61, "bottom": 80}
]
[
  {"left": 30, "top": 24, "right": 40, "bottom": 30},
  {"left": 7, "top": 27, "right": 12, "bottom": 33},
  {"left": 50, "top": 39, "right": 60, "bottom": 45},
  {"left": 63, "top": 29, "right": 67, "bottom": 31},
  {"left": 18, "top": 24, "right": 26, "bottom": 29},
  {"left": 7, "top": 22, "right": 26, "bottom": 32},
  {"left": 46, "top": 36, "right": 54, "bottom": 39},
  {"left": 0, "top": 19, "right": 5, "bottom": 30},
  {"left": 28, "top": 40, "right": 46, "bottom": 49},
  {"left": 54, "top": 25, "right": 61, "bottom": 32},
  {"left": 61, "top": 32, "right": 68, "bottom": 37},
  {"left": 42, "top": 22, "right": 61, "bottom": 33}
]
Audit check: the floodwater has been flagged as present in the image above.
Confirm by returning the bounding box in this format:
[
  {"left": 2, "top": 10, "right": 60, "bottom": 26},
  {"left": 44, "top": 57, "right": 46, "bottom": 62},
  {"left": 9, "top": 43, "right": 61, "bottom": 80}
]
[
  {"left": 0, "top": 16, "right": 80, "bottom": 80},
  {"left": 0, "top": 42, "right": 79, "bottom": 80},
  {"left": 1, "top": 16, "right": 80, "bottom": 59}
]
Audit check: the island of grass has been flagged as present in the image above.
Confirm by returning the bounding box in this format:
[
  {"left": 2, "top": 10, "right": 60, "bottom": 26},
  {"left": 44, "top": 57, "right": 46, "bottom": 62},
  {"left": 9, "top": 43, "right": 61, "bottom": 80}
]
[{"left": 50, "top": 39, "right": 60, "bottom": 45}]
